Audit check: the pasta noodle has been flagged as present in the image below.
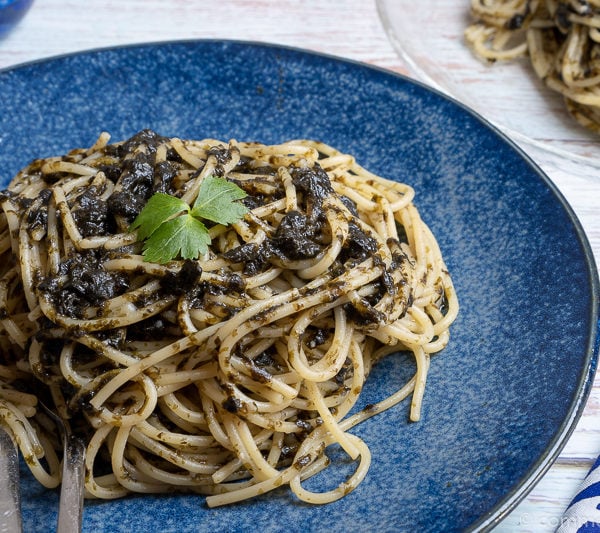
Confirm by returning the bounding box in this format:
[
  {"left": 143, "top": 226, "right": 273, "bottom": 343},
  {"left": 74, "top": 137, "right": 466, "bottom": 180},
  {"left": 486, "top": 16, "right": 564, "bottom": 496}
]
[
  {"left": 0, "top": 130, "right": 457, "bottom": 506},
  {"left": 465, "top": 0, "right": 600, "bottom": 131}
]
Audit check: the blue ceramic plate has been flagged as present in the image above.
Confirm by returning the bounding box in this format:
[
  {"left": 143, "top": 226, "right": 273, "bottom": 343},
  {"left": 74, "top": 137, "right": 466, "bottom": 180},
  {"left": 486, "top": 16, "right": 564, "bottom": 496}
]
[{"left": 0, "top": 41, "right": 598, "bottom": 533}]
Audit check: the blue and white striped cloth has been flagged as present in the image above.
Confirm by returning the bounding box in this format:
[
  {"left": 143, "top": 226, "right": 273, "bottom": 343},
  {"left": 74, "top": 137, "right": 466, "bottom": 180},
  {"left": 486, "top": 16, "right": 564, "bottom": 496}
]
[{"left": 558, "top": 456, "right": 600, "bottom": 532}]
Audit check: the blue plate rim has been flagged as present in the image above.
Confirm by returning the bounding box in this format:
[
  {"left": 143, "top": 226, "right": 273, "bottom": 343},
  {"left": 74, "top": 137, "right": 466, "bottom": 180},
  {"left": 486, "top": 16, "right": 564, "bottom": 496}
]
[{"left": 0, "top": 38, "right": 598, "bottom": 531}]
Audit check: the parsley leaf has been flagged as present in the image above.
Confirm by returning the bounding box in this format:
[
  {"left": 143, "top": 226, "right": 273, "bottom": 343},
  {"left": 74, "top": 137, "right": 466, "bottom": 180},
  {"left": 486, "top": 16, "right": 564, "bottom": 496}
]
[
  {"left": 130, "top": 176, "right": 248, "bottom": 263},
  {"left": 192, "top": 175, "right": 249, "bottom": 225},
  {"left": 142, "top": 215, "right": 211, "bottom": 263},
  {"left": 130, "top": 193, "right": 189, "bottom": 240}
]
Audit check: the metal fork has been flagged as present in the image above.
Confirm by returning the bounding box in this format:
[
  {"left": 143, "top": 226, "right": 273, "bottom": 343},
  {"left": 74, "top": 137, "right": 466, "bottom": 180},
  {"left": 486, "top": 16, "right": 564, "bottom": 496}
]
[
  {"left": 0, "top": 427, "right": 22, "bottom": 533},
  {"left": 57, "top": 433, "right": 85, "bottom": 532},
  {"left": 0, "top": 403, "right": 85, "bottom": 533},
  {"left": 38, "top": 401, "right": 86, "bottom": 533}
]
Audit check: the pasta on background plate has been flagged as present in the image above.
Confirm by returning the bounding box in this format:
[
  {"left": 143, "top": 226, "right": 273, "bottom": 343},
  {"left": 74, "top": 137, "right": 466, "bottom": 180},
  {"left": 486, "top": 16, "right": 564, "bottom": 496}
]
[
  {"left": 0, "top": 130, "right": 457, "bottom": 506},
  {"left": 466, "top": 0, "right": 600, "bottom": 132}
]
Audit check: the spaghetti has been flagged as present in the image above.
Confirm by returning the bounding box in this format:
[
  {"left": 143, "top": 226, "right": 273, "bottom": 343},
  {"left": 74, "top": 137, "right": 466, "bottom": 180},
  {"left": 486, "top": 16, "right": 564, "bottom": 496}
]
[
  {"left": 465, "top": 0, "right": 600, "bottom": 132},
  {"left": 0, "top": 130, "right": 457, "bottom": 506}
]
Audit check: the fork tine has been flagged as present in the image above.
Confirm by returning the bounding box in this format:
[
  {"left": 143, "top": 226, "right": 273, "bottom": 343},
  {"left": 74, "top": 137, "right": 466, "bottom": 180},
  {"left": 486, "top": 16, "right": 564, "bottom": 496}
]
[
  {"left": 38, "top": 401, "right": 86, "bottom": 533},
  {"left": 0, "top": 428, "right": 22, "bottom": 533},
  {"left": 56, "top": 434, "right": 85, "bottom": 533}
]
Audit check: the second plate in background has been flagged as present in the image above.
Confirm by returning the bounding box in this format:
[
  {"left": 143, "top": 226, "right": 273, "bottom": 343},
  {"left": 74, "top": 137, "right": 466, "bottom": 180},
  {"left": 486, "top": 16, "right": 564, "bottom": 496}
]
[{"left": 376, "top": 0, "right": 600, "bottom": 166}]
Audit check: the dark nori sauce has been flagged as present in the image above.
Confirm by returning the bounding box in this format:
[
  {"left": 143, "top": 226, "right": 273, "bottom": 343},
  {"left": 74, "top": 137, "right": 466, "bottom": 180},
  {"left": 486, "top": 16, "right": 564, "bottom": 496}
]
[
  {"left": 25, "top": 188, "right": 52, "bottom": 237},
  {"left": 339, "top": 195, "right": 359, "bottom": 217},
  {"left": 222, "top": 396, "right": 244, "bottom": 414},
  {"left": 556, "top": 3, "right": 572, "bottom": 32},
  {"left": 71, "top": 186, "right": 109, "bottom": 237},
  {"left": 506, "top": 13, "right": 526, "bottom": 30},
  {"left": 126, "top": 316, "right": 171, "bottom": 341},
  {"left": 37, "top": 250, "right": 129, "bottom": 318},
  {"left": 206, "top": 145, "right": 235, "bottom": 176},
  {"left": 338, "top": 222, "right": 378, "bottom": 264},
  {"left": 289, "top": 163, "right": 333, "bottom": 220},
  {"left": 303, "top": 327, "right": 328, "bottom": 349},
  {"left": 159, "top": 260, "right": 203, "bottom": 295},
  {"left": 505, "top": 0, "right": 532, "bottom": 30},
  {"left": 106, "top": 129, "right": 179, "bottom": 222},
  {"left": 270, "top": 210, "right": 322, "bottom": 260},
  {"left": 153, "top": 160, "right": 178, "bottom": 193},
  {"left": 117, "top": 129, "right": 168, "bottom": 157}
]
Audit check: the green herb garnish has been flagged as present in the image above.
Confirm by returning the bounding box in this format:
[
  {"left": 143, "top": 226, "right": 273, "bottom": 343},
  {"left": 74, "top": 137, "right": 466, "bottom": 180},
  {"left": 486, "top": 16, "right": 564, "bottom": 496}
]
[{"left": 130, "top": 175, "right": 248, "bottom": 263}]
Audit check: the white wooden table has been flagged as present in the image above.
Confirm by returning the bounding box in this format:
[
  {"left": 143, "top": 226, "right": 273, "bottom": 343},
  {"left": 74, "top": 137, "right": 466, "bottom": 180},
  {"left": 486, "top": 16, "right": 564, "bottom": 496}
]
[{"left": 1, "top": 1, "right": 598, "bottom": 531}]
